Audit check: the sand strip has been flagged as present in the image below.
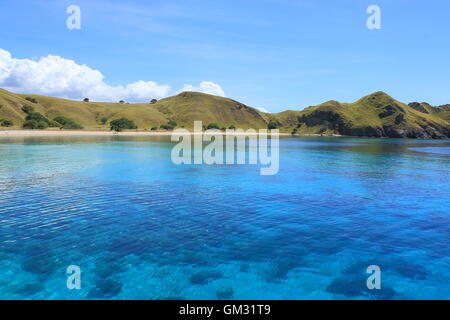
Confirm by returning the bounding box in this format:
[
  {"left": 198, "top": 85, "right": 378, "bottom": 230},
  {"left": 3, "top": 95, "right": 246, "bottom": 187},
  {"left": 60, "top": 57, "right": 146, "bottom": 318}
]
[{"left": 0, "top": 130, "right": 341, "bottom": 137}]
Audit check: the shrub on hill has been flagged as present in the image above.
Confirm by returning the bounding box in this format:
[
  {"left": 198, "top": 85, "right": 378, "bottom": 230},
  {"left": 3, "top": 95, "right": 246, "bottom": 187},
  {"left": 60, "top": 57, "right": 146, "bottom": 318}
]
[
  {"left": 206, "top": 123, "right": 221, "bottom": 130},
  {"left": 25, "top": 97, "right": 38, "bottom": 103},
  {"left": 23, "top": 120, "right": 49, "bottom": 129},
  {"left": 22, "top": 105, "right": 35, "bottom": 114},
  {"left": 26, "top": 112, "right": 50, "bottom": 123},
  {"left": 110, "top": 118, "right": 137, "bottom": 132},
  {"left": 53, "top": 116, "right": 83, "bottom": 129},
  {"left": 160, "top": 120, "right": 177, "bottom": 130},
  {"left": 83, "top": 98, "right": 89, "bottom": 102},
  {"left": 0, "top": 119, "right": 13, "bottom": 127},
  {"left": 268, "top": 119, "right": 279, "bottom": 130},
  {"left": 23, "top": 120, "right": 39, "bottom": 129},
  {"left": 150, "top": 99, "right": 158, "bottom": 104},
  {"left": 23, "top": 112, "right": 55, "bottom": 129}
]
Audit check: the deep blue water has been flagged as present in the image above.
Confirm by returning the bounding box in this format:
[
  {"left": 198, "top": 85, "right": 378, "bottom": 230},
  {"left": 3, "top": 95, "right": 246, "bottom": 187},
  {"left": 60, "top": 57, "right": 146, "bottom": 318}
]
[{"left": 0, "top": 135, "right": 449, "bottom": 300}]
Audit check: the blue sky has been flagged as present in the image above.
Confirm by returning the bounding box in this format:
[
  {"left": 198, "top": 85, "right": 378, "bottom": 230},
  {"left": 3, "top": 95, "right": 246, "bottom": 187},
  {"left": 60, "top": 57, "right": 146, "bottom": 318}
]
[{"left": 0, "top": 0, "right": 449, "bottom": 112}]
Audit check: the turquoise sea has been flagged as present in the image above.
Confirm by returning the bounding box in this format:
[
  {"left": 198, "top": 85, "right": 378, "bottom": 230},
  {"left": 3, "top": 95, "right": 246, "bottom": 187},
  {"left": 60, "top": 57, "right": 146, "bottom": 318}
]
[{"left": 0, "top": 135, "right": 449, "bottom": 300}]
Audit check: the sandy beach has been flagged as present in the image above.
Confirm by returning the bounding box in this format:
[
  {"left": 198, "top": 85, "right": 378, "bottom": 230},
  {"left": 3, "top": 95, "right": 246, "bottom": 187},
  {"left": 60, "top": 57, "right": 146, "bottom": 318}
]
[
  {"left": 0, "top": 129, "right": 337, "bottom": 138},
  {"left": 0, "top": 129, "right": 176, "bottom": 137}
]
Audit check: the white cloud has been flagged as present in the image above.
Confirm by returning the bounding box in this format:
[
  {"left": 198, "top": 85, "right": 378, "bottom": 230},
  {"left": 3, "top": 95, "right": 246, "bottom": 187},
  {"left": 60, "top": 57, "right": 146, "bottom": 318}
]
[
  {"left": 254, "top": 106, "right": 269, "bottom": 113},
  {"left": 0, "top": 48, "right": 225, "bottom": 102},
  {"left": 181, "top": 81, "right": 225, "bottom": 97}
]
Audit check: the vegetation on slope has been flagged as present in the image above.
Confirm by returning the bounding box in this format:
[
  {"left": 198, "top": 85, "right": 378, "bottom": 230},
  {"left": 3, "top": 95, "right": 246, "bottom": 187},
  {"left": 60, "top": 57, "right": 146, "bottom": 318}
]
[
  {"left": 110, "top": 118, "right": 137, "bottom": 132},
  {"left": 0, "top": 88, "right": 449, "bottom": 138},
  {"left": 0, "top": 89, "right": 267, "bottom": 131},
  {"left": 0, "top": 119, "right": 13, "bottom": 127},
  {"left": 289, "top": 92, "right": 450, "bottom": 138},
  {"left": 23, "top": 111, "right": 55, "bottom": 129},
  {"left": 53, "top": 116, "right": 83, "bottom": 129}
]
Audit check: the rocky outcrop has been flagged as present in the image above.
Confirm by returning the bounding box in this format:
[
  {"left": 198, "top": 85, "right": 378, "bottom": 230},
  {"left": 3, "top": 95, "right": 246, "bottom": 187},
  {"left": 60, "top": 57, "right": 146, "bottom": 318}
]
[
  {"left": 298, "top": 110, "right": 349, "bottom": 132},
  {"left": 378, "top": 104, "right": 405, "bottom": 118},
  {"left": 294, "top": 92, "right": 450, "bottom": 139},
  {"left": 297, "top": 106, "right": 449, "bottom": 139},
  {"left": 408, "top": 102, "right": 430, "bottom": 114},
  {"left": 341, "top": 125, "right": 449, "bottom": 139}
]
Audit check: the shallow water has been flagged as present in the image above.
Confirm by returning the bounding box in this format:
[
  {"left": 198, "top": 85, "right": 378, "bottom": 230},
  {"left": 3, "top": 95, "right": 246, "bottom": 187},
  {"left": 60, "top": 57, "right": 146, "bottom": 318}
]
[{"left": 0, "top": 136, "right": 449, "bottom": 300}]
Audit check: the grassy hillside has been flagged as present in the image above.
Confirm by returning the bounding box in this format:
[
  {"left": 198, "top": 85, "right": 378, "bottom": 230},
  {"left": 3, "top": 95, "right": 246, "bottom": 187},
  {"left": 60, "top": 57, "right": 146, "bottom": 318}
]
[
  {"left": 150, "top": 92, "right": 267, "bottom": 129},
  {"left": 0, "top": 89, "right": 267, "bottom": 131},
  {"left": 0, "top": 88, "right": 449, "bottom": 138},
  {"left": 273, "top": 92, "right": 450, "bottom": 138}
]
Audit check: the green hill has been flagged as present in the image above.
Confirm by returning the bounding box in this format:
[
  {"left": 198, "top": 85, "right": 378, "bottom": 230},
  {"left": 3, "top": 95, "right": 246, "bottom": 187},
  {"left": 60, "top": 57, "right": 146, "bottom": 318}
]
[
  {"left": 0, "top": 88, "right": 449, "bottom": 138},
  {"left": 289, "top": 92, "right": 450, "bottom": 138},
  {"left": 0, "top": 89, "right": 267, "bottom": 131}
]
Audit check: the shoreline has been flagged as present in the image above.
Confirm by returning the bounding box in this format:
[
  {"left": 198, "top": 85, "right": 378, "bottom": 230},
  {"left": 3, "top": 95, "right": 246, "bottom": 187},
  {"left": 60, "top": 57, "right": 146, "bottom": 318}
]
[{"left": 0, "top": 129, "right": 341, "bottom": 138}]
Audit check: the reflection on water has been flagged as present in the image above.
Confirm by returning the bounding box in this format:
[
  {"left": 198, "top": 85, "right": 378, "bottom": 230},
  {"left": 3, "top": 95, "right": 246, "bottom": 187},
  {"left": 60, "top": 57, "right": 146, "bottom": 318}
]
[
  {"left": 409, "top": 147, "right": 450, "bottom": 155},
  {"left": 0, "top": 136, "right": 449, "bottom": 299}
]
